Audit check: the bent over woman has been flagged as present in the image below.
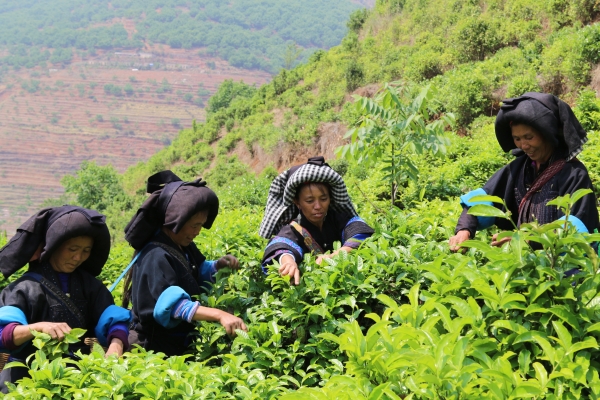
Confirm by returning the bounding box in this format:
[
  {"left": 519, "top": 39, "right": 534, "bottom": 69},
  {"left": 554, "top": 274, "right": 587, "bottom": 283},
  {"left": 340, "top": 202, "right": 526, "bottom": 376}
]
[
  {"left": 0, "top": 206, "right": 131, "bottom": 392},
  {"left": 259, "top": 156, "right": 374, "bottom": 285},
  {"left": 123, "top": 171, "right": 246, "bottom": 357},
  {"left": 449, "top": 92, "right": 599, "bottom": 250}
]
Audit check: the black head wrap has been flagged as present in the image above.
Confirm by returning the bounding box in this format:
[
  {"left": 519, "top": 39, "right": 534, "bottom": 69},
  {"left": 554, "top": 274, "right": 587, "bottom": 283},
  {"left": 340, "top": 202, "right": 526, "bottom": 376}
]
[
  {"left": 124, "top": 170, "right": 219, "bottom": 250},
  {"left": 0, "top": 206, "right": 110, "bottom": 278},
  {"left": 495, "top": 92, "right": 587, "bottom": 161},
  {"left": 259, "top": 156, "right": 357, "bottom": 238}
]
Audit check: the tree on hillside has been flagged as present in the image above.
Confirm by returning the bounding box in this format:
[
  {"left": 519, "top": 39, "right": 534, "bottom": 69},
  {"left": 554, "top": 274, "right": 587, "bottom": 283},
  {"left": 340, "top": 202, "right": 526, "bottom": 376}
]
[
  {"left": 338, "top": 83, "right": 455, "bottom": 206},
  {"left": 206, "top": 80, "right": 256, "bottom": 115},
  {"left": 61, "top": 161, "right": 127, "bottom": 213}
]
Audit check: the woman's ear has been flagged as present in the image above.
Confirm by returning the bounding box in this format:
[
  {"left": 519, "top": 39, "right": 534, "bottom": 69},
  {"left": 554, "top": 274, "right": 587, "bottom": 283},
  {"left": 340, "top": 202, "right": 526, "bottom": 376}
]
[{"left": 29, "top": 243, "right": 44, "bottom": 262}]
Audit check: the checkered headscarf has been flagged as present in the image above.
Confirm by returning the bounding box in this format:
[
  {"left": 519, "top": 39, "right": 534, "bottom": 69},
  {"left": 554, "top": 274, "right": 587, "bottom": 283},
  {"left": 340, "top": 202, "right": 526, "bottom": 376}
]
[{"left": 259, "top": 156, "right": 357, "bottom": 238}]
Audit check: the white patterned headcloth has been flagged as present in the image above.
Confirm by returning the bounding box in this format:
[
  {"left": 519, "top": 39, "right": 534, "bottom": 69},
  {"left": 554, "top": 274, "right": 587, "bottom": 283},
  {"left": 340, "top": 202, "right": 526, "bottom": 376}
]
[{"left": 259, "top": 157, "right": 357, "bottom": 238}]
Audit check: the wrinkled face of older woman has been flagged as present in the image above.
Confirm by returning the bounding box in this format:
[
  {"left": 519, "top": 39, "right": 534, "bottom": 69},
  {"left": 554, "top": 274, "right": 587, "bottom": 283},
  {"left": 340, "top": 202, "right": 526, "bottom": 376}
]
[
  {"left": 166, "top": 210, "right": 209, "bottom": 247},
  {"left": 511, "top": 123, "right": 553, "bottom": 165},
  {"left": 49, "top": 236, "right": 94, "bottom": 273},
  {"left": 294, "top": 183, "right": 331, "bottom": 229}
]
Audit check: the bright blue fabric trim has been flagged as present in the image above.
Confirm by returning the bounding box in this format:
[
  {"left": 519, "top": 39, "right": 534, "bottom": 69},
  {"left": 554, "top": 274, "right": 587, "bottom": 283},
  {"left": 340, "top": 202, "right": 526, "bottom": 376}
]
[
  {"left": 154, "top": 286, "right": 191, "bottom": 329},
  {"left": 199, "top": 260, "right": 217, "bottom": 284},
  {"left": 460, "top": 188, "right": 490, "bottom": 207},
  {"left": 0, "top": 306, "right": 28, "bottom": 326},
  {"left": 266, "top": 237, "right": 304, "bottom": 257},
  {"left": 346, "top": 216, "right": 366, "bottom": 225},
  {"left": 95, "top": 305, "right": 132, "bottom": 346},
  {"left": 342, "top": 217, "right": 368, "bottom": 242},
  {"left": 347, "top": 233, "right": 370, "bottom": 242},
  {"left": 171, "top": 299, "right": 200, "bottom": 322},
  {"left": 558, "top": 215, "right": 589, "bottom": 233},
  {"left": 460, "top": 188, "right": 495, "bottom": 230}
]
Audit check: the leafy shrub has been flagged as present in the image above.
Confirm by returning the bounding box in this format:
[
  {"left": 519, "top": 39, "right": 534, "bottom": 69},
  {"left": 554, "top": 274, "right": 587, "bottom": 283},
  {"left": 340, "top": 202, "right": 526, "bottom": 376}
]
[
  {"left": 347, "top": 8, "right": 370, "bottom": 32},
  {"left": 437, "top": 66, "right": 492, "bottom": 126},
  {"left": 344, "top": 59, "right": 364, "bottom": 92},
  {"left": 506, "top": 72, "right": 541, "bottom": 98},
  {"left": 207, "top": 80, "right": 256, "bottom": 116},
  {"left": 574, "top": 88, "right": 600, "bottom": 131},
  {"left": 452, "top": 16, "right": 501, "bottom": 62}
]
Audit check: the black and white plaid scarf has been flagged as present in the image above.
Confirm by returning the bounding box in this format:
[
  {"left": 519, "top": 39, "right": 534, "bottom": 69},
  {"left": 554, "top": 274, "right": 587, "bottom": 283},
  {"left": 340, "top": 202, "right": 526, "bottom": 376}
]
[{"left": 259, "top": 157, "right": 357, "bottom": 238}]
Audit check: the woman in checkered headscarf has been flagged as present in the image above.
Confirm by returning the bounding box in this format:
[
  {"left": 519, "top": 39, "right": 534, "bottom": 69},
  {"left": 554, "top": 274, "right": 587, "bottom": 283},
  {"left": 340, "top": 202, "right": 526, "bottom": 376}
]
[{"left": 259, "top": 156, "right": 374, "bottom": 285}]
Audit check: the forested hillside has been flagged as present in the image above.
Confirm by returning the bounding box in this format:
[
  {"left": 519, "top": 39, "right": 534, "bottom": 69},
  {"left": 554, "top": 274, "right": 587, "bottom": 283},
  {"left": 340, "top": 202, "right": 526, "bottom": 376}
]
[
  {"left": 0, "top": 0, "right": 372, "bottom": 233},
  {"left": 0, "top": 0, "right": 372, "bottom": 73},
  {"left": 72, "top": 0, "right": 600, "bottom": 236},
  {"left": 5, "top": 0, "right": 600, "bottom": 398}
]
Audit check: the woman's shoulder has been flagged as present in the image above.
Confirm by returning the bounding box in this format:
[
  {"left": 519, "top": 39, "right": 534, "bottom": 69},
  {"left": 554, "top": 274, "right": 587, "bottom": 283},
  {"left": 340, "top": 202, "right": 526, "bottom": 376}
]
[{"left": 566, "top": 157, "right": 590, "bottom": 171}]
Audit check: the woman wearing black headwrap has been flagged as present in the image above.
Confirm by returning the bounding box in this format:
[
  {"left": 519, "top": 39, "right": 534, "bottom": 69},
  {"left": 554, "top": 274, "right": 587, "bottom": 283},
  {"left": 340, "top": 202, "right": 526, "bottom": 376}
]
[
  {"left": 0, "top": 206, "right": 131, "bottom": 392},
  {"left": 123, "top": 171, "right": 246, "bottom": 357},
  {"left": 259, "top": 156, "right": 374, "bottom": 285},
  {"left": 449, "top": 92, "right": 599, "bottom": 251}
]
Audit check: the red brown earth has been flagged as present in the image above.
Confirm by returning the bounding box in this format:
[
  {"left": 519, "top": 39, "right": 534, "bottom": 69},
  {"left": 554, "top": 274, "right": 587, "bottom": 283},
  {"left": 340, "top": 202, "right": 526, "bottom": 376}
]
[{"left": 0, "top": 46, "right": 271, "bottom": 233}]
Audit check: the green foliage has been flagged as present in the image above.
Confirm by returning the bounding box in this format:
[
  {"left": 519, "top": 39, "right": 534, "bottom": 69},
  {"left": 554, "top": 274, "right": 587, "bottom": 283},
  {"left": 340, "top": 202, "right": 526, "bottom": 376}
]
[
  {"left": 207, "top": 80, "right": 257, "bottom": 116},
  {"left": 347, "top": 8, "right": 370, "bottom": 32},
  {"left": 205, "top": 156, "right": 251, "bottom": 188},
  {"left": 452, "top": 16, "right": 501, "bottom": 62},
  {"left": 574, "top": 89, "right": 600, "bottom": 131},
  {"left": 338, "top": 83, "right": 454, "bottom": 205},
  {"left": 0, "top": 0, "right": 364, "bottom": 73},
  {"left": 103, "top": 83, "right": 122, "bottom": 97},
  {"left": 61, "top": 161, "right": 129, "bottom": 214},
  {"left": 13, "top": 187, "right": 600, "bottom": 399}
]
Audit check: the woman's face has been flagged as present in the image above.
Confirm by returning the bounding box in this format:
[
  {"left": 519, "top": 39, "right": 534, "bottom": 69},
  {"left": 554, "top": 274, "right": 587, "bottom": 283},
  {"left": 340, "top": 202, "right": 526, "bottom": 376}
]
[
  {"left": 511, "top": 124, "right": 553, "bottom": 164},
  {"left": 294, "top": 184, "right": 331, "bottom": 227},
  {"left": 166, "top": 210, "right": 208, "bottom": 247},
  {"left": 49, "top": 236, "right": 94, "bottom": 273}
]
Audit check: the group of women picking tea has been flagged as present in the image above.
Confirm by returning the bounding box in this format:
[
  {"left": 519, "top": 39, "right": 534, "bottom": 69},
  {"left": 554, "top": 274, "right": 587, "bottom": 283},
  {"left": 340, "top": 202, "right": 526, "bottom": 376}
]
[{"left": 0, "top": 92, "right": 597, "bottom": 391}]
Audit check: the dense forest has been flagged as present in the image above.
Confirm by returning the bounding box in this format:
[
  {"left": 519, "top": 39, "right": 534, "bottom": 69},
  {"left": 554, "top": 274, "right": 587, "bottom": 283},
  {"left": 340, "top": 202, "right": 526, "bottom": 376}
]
[
  {"left": 0, "top": 0, "right": 367, "bottom": 73},
  {"left": 3, "top": 0, "right": 600, "bottom": 397}
]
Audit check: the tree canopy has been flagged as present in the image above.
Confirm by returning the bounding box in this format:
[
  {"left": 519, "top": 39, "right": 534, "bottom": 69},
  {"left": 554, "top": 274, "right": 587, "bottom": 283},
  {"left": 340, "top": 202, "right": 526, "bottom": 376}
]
[{"left": 0, "top": 0, "right": 365, "bottom": 73}]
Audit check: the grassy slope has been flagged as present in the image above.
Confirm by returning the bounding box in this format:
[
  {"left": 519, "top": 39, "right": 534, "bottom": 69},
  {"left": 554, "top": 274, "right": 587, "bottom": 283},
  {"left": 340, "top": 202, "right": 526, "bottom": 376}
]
[{"left": 117, "top": 0, "right": 600, "bottom": 198}]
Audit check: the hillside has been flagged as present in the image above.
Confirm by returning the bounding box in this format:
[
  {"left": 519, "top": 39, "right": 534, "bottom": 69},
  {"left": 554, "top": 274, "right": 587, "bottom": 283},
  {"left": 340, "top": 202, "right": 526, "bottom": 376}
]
[
  {"left": 0, "top": 0, "right": 373, "bottom": 74},
  {"left": 0, "top": 0, "right": 373, "bottom": 232},
  {"left": 5, "top": 1, "right": 600, "bottom": 397},
  {"left": 103, "top": 0, "right": 600, "bottom": 206},
  {"left": 0, "top": 48, "right": 270, "bottom": 232}
]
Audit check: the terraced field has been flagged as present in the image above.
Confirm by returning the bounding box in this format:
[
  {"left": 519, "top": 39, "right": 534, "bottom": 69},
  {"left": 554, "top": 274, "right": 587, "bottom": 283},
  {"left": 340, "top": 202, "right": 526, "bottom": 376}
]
[{"left": 0, "top": 47, "right": 271, "bottom": 232}]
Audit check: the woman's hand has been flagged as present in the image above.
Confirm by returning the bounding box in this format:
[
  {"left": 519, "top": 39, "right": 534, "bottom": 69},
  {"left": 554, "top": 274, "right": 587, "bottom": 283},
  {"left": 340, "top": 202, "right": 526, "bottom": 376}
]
[
  {"left": 279, "top": 254, "right": 300, "bottom": 286},
  {"left": 193, "top": 306, "right": 247, "bottom": 336},
  {"left": 316, "top": 246, "right": 354, "bottom": 265},
  {"left": 218, "top": 312, "right": 248, "bottom": 336},
  {"left": 449, "top": 230, "right": 470, "bottom": 252},
  {"left": 105, "top": 338, "right": 124, "bottom": 358},
  {"left": 216, "top": 255, "right": 240, "bottom": 270},
  {"left": 491, "top": 232, "right": 512, "bottom": 247},
  {"left": 13, "top": 321, "right": 72, "bottom": 346}
]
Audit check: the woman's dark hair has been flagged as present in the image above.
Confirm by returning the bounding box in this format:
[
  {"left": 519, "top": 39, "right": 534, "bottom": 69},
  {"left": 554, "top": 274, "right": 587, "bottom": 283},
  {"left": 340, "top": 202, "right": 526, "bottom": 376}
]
[{"left": 294, "top": 182, "right": 331, "bottom": 200}]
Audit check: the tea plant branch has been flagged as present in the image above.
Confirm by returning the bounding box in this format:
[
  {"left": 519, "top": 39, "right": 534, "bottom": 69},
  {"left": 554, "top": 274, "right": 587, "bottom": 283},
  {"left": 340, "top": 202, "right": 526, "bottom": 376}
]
[
  {"left": 336, "top": 82, "right": 454, "bottom": 207},
  {"left": 353, "top": 182, "right": 385, "bottom": 214}
]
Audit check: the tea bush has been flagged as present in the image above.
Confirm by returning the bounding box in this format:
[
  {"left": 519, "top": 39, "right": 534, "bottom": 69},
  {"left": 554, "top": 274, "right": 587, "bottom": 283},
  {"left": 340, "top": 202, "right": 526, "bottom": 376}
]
[{"left": 6, "top": 192, "right": 600, "bottom": 399}]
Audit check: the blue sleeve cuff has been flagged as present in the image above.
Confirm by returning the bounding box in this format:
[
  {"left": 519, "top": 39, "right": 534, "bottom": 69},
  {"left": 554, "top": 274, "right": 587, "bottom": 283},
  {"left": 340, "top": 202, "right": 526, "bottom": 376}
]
[
  {"left": 558, "top": 215, "right": 589, "bottom": 233},
  {"left": 460, "top": 188, "right": 495, "bottom": 230},
  {"left": 0, "top": 306, "right": 28, "bottom": 326},
  {"left": 154, "top": 286, "right": 191, "bottom": 329},
  {"left": 95, "top": 305, "right": 132, "bottom": 346},
  {"left": 198, "top": 260, "right": 217, "bottom": 284}
]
